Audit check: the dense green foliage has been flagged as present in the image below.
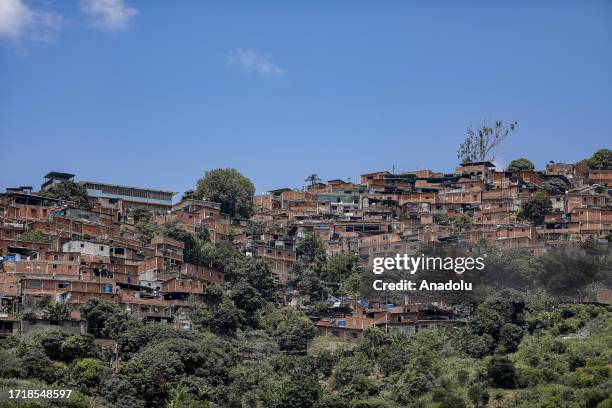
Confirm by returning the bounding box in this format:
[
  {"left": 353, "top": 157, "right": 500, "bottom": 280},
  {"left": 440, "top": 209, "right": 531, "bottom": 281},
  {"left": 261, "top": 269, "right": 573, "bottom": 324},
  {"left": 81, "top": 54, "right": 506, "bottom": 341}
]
[
  {"left": 195, "top": 168, "right": 256, "bottom": 218},
  {"left": 1, "top": 232, "right": 610, "bottom": 407},
  {"left": 292, "top": 235, "right": 365, "bottom": 301},
  {"left": 1, "top": 292, "right": 610, "bottom": 407},
  {"left": 581, "top": 148, "right": 612, "bottom": 170},
  {"left": 18, "top": 229, "right": 50, "bottom": 243},
  {"left": 518, "top": 192, "right": 552, "bottom": 225},
  {"left": 40, "top": 180, "right": 92, "bottom": 210},
  {"left": 542, "top": 177, "right": 570, "bottom": 195},
  {"left": 508, "top": 158, "right": 535, "bottom": 172},
  {"left": 128, "top": 208, "right": 159, "bottom": 241},
  {"left": 454, "top": 214, "right": 474, "bottom": 232}
]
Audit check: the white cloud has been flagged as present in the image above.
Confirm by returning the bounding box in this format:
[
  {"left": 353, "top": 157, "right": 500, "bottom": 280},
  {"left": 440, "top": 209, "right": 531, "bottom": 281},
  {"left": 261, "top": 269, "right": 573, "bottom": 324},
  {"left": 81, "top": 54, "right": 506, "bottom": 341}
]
[
  {"left": 81, "top": 0, "right": 138, "bottom": 33},
  {"left": 227, "top": 48, "right": 283, "bottom": 78},
  {"left": 0, "top": 0, "right": 62, "bottom": 42}
]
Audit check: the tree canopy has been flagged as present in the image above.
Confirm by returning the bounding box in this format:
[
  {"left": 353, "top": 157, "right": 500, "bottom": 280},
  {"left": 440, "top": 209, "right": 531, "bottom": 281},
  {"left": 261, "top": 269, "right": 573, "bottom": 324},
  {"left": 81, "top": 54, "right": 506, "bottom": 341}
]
[
  {"left": 195, "top": 168, "right": 255, "bottom": 218},
  {"left": 517, "top": 192, "right": 552, "bottom": 225},
  {"left": 581, "top": 148, "right": 612, "bottom": 170},
  {"left": 508, "top": 158, "right": 535, "bottom": 172},
  {"left": 40, "top": 180, "right": 92, "bottom": 209}
]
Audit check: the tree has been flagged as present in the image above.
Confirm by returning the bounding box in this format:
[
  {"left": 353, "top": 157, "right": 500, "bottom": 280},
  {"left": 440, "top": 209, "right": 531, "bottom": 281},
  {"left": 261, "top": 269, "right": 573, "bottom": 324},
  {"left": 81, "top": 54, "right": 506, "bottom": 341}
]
[
  {"left": 231, "top": 281, "right": 265, "bottom": 322},
  {"left": 508, "top": 158, "right": 534, "bottom": 172},
  {"left": 305, "top": 174, "right": 322, "bottom": 189},
  {"left": 40, "top": 180, "right": 92, "bottom": 209},
  {"left": 70, "top": 358, "right": 111, "bottom": 394},
  {"left": 262, "top": 308, "right": 317, "bottom": 352},
  {"left": 535, "top": 248, "right": 600, "bottom": 296},
  {"left": 496, "top": 323, "right": 523, "bottom": 353},
  {"left": 135, "top": 218, "right": 158, "bottom": 241},
  {"left": 432, "top": 384, "right": 467, "bottom": 408},
  {"left": 21, "top": 349, "right": 66, "bottom": 384},
  {"left": 467, "top": 383, "right": 490, "bottom": 408},
  {"left": 19, "top": 229, "right": 50, "bottom": 243},
  {"left": 457, "top": 120, "right": 517, "bottom": 163},
  {"left": 0, "top": 350, "right": 26, "bottom": 378},
  {"left": 203, "top": 302, "right": 242, "bottom": 336},
  {"left": 296, "top": 235, "right": 327, "bottom": 264},
  {"left": 454, "top": 214, "right": 473, "bottom": 233},
  {"left": 116, "top": 323, "right": 182, "bottom": 358},
  {"left": 203, "top": 283, "right": 224, "bottom": 306},
  {"left": 487, "top": 357, "right": 517, "bottom": 388},
  {"left": 195, "top": 168, "right": 255, "bottom": 218},
  {"left": 163, "top": 223, "right": 210, "bottom": 266},
  {"left": 60, "top": 334, "right": 99, "bottom": 362},
  {"left": 181, "top": 190, "right": 196, "bottom": 200},
  {"left": 517, "top": 192, "right": 552, "bottom": 225},
  {"left": 130, "top": 208, "right": 158, "bottom": 241},
  {"left": 541, "top": 178, "right": 569, "bottom": 195},
  {"left": 332, "top": 354, "right": 376, "bottom": 398},
  {"left": 130, "top": 208, "right": 153, "bottom": 223},
  {"left": 44, "top": 300, "right": 70, "bottom": 321},
  {"left": 80, "top": 298, "right": 132, "bottom": 338},
  {"left": 31, "top": 328, "right": 69, "bottom": 360},
  {"left": 582, "top": 148, "right": 612, "bottom": 170}
]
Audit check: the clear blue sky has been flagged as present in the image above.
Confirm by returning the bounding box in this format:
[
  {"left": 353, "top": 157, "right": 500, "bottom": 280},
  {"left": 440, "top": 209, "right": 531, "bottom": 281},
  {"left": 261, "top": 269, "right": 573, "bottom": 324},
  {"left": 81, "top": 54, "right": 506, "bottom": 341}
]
[{"left": 1, "top": 0, "right": 610, "bottom": 196}]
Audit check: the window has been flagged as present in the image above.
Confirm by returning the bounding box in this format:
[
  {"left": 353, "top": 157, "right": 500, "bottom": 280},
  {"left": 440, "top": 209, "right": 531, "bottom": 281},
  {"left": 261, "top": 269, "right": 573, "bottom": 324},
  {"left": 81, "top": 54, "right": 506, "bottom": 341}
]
[
  {"left": 58, "top": 283, "right": 71, "bottom": 289},
  {"left": 80, "top": 243, "right": 85, "bottom": 248},
  {"left": 27, "top": 281, "right": 42, "bottom": 289},
  {"left": 99, "top": 246, "right": 104, "bottom": 251}
]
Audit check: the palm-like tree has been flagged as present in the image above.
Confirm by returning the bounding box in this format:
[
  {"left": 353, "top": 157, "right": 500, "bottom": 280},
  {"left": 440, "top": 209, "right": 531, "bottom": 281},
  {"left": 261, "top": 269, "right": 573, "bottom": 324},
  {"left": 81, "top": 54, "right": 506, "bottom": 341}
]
[{"left": 305, "top": 174, "right": 321, "bottom": 188}]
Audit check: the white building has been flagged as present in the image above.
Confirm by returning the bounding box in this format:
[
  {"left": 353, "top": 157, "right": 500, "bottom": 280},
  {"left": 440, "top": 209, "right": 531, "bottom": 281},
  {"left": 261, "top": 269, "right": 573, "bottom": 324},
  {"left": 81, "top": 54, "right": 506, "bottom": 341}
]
[{"left": 62, "top": 240, "right": 110, "bottom": 257}]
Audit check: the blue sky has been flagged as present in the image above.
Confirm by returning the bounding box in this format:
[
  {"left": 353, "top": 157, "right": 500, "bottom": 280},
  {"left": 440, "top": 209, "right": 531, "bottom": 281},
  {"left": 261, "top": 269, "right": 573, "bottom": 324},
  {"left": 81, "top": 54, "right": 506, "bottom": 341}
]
[{"left": 1, "top": 0, "right": 610, "bottom": 196}]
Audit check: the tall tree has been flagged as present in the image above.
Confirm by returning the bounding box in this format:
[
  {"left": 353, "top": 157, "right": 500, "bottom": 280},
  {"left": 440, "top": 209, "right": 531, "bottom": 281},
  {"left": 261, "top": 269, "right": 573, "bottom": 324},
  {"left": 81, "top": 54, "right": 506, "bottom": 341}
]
[
  {"left": 508, "top": 158, "right": 534, "bottom": 172},
  {"left": 581, "top": 148, "right": 612, "bottom": 170},
  {"left": 457, "top": 120, "right": 517, "bottom": 163},
  {"left": 195, "top": 168, "right": 255, "bottom": 218},
  {"left": 305, "top": 174, "right": 321, "bottom": 188},
  {"left": 517, "top": 192, "right": 552, "bottom": 225},
  {"left": 40, "top": 180, "right": 92, "bottom": 209}
]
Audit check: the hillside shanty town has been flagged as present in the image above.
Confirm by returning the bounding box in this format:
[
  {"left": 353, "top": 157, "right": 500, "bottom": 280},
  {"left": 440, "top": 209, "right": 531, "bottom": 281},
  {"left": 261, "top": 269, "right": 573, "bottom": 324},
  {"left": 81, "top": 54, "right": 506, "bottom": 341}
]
[{"left": 1, "top": 152, "right": 611, "bottom": 343}]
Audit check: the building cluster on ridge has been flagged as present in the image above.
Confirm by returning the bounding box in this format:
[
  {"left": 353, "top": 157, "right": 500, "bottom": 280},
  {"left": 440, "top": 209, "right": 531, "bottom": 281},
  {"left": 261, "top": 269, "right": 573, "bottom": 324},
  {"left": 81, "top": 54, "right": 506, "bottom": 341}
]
[
  {"left": 253, "top": 161, "right": 611, "bottom": 281},
  {"left": 0, "top": 160, "right": 610, "bottom": 341}
]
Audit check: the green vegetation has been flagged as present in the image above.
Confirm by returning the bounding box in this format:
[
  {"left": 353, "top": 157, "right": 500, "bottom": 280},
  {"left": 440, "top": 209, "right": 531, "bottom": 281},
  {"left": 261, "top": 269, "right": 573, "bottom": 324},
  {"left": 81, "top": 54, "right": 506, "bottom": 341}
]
[
  {"left": 508, "top": 158, "right": 534, "bottom": 172},
  {"left": 292, "top": 235, "right": 365, "bottom": 300},
  {"left": 19, "top": 229, "right": 50, "bottom": 243},
  {"left": 517, "top": 192, "right": 552, "bottom": 225},
  {"left": 1, "top": 279, "right": 611, "bottom": 407},
  {"left": 581, "top": 148, "right": 612, "bottom": 170},
  {"left": 454, "top": 214, "right": 473, "bottom": 233},
  {"left": 195, "top": 168, "right": 256, "bottom": 218},
  {"left": 39, "top": 180, "right": 92, "bottom": 210},
  {"left": 2, "top": 226, "right": 611, "bottom": 408},
  {"left": 542, "top": 177, "right": 569, "bottom": 195},
  {"left": 129, "top": 208, "right": 159, "bottom": 241}
]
